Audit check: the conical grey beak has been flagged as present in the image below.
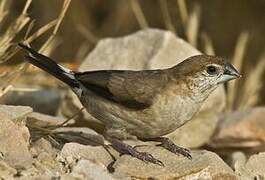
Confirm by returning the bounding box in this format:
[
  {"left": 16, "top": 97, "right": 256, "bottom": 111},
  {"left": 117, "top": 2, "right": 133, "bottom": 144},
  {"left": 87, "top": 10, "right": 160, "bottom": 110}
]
[
  {"left": 224, "top": 63, "right": 241, "bottom": 78},
  {"left": 218, "top": 63, "right": 241, "bottom": 84}
]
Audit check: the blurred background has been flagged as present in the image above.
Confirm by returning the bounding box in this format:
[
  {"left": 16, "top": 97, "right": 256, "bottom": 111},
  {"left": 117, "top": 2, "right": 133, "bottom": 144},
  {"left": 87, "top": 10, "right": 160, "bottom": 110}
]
[{"left": 0, "top": 0, "right": 265, "bottom": 111}]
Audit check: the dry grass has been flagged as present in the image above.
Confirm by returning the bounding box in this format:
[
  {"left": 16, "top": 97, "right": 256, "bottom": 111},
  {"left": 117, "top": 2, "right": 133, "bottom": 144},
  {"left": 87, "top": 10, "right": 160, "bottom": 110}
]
[
  {"left": 201, "top": 32, "right": 215, "bottom": 55},
  {"left": 227, "top": 32, "right": 250, "bottom": 110},
  {"left": 0, "top": 0, "right": 71, "bottom": 97},
  {"left": 177, "top": 0, "right": 188, "bottom": 26},
  {"left": 238, "top": 53, "right": 265, "bottom": 108},
  {"left": 130, "top": 0, "right": 149, "bottom": 29},
  {"left": 0, "top": 0, "right": 31, "bottom": 63},
  {"left": 185, "top": 4, "right": 200, "bottom": 48},
  {"left": 159, "top": 0, "right": 176, "bottom": 34}
]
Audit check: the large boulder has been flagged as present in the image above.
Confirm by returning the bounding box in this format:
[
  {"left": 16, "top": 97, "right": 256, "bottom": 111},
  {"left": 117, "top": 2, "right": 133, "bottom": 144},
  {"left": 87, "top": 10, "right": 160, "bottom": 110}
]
[{"left": 61, "top": 29, "right": 226, "bottom": 148}]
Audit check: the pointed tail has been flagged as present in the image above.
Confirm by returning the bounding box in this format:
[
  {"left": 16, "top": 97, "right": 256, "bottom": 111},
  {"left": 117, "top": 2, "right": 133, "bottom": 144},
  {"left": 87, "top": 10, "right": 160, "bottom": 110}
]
[{"left": 18, "top": 43, "right": 79, "bottom": 88}]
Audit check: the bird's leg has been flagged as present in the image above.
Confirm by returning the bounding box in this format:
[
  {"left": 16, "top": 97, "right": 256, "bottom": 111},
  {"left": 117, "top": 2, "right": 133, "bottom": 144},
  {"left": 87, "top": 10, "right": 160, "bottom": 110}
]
[
  {"left": 107, "top": 137, "right": 164, "bottom": 166},
  {"left": 142, "top": 137, "right": 192, "bottom": 159}
]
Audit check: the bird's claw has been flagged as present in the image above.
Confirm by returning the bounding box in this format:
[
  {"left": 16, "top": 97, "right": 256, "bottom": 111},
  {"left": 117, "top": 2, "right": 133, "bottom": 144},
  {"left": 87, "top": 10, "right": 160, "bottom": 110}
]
[
  {"left": 129, "top": 147, "right": 164, "bottom": 166},
  {"left": 136, "top": 151, "right": 164, "bottom": 166},
  {"left": 156, "top": 138, "right": 192, "bottom": 160},
  {"left": 109, "top": 138, "right": 164, "bottom": 166}
]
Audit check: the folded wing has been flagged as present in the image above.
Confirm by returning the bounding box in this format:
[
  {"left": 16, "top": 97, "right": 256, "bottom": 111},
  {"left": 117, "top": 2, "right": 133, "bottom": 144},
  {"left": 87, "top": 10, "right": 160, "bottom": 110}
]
[{"left": 75, "top": 70, "right": 168, "bottom": 110}]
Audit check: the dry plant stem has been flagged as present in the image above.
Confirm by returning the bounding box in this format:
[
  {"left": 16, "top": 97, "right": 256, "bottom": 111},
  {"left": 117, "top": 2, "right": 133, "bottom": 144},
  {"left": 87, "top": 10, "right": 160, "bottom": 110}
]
[
  {"left": 77, "top": 24, "right": 99, "bottom": 44},
  {"left": 58, "top": 107, "right": 85, "bottom": 127},
  {"left": 0, "top": 0, "right": 8, "bottom": 22},
  {"left": 159, "top": 0, "right": 176, "bottom": 34},
  {"left": 44, "top": 107, "right": 86, "bottom": 130},
  {"left": 201, "top": 32, "right": 215, "bottom": 55},
  {"left": 0, "top": 0, "right": 31, "bottom": 63},
  {"left": 130, "top": 0, "right": 149, "bottom": 29},
  {"left": 0, "top": 0, "right": 71, "bottom": 98},
  {"left": 39, "top": 0, "right": 71, "bottom": 53},
  {"left": 186, "top": 4, "right": 200, "bottom": 47},
  {"left": 24, "top": 20, "right": 35, "bottom": 40},
  {"left": 177, "top": 0, "right": 188, "bottom": 26},
  {"left": 239, "top": 53, "right": 265, "bottom": 108},
  {"left": 227, "top": 32, "right": 249, "bottom": 110},
  {"left": 22, "top": 0, "right": 32, "bottom": 14},
  {"left": 25, "top": 20, "right": 57, "bottom": 43}
]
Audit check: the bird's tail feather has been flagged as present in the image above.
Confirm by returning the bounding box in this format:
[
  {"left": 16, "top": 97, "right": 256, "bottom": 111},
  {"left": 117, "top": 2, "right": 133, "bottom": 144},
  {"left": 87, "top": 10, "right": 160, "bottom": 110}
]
[{"left": 18, "top": 43, "right": 79, "bottom": 88}]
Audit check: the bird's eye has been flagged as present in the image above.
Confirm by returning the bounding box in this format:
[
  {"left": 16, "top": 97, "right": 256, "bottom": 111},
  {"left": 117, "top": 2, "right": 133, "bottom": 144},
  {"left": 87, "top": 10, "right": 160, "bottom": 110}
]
[{"left": 206, "top": 65, "right": 218, "bottom": 75}]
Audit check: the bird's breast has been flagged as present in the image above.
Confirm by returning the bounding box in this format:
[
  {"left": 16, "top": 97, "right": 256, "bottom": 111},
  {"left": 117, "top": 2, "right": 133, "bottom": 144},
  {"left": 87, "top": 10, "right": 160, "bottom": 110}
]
[{"left": 150, "top": 89, "right": 201, "bottom": 135}]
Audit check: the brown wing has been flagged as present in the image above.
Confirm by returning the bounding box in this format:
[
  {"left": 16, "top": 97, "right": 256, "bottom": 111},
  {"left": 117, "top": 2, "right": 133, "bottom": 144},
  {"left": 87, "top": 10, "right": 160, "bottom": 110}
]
[{"left": 75, "top": 70, "right": 168, "bottom": 109}]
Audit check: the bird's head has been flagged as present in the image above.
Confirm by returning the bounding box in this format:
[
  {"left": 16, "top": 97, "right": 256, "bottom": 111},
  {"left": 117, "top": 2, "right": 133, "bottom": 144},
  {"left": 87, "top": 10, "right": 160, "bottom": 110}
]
[{"left": 170, "top": 55, "right": 241, "bottom": 101}]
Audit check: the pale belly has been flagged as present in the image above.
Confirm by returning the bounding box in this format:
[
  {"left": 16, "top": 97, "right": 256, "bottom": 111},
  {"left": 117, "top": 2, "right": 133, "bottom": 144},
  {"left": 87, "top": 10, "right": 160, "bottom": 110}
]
[{"left": 80, "top": 91, "right": 201, "bottom": 139}]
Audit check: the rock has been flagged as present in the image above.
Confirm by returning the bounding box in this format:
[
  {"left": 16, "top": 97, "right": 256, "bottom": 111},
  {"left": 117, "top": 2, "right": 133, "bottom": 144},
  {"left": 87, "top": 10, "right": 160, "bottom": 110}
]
[
  {"left": 2, "top": 89, "right": 62, "bottom": 115},
  {"left": 230, "top": 151, "right": 253, "bottom": 179},
  {"left": 113, "top": 147, "right": 236, "bottom": 179},
  {"left": 0, "top": 111, "right": 33, "bottom": 169},
  {"left": 61, "top": 29, "right": 226, "bottom": 148},
  {"left": 230, "top": 151, "right": 265, "bottom": 179},
  {"left": 53, "top": 127, "right": 105, "bottom": 146},
  {"left": 0, "top": 105, "right": 33, "bottom": 144},
  {"left": 245, "top": 152, "right": 265, "bottom": 178},
  {"left": 31, "top": 138, "right": 59, "bottom": 157},
  {"left": 0, "top": 161, "right": 17, "bottom": 179},
  {"left": 27, "top": 112, "right": 65, "bottom": 127},
  {"left": 65, "top": 160, "right": 120, "bottom": 180},
  {"left": 60, "top": 143, "right": 113, "bottom": 168},
  {"left": 0, "top": 105, "right": 32, "bottom": 124},
  {"left": 209, "top": 107, "right": 265, "bottom": 150},
  {"left": 33, "top": 152, "right": 63, "bottom": 176}
]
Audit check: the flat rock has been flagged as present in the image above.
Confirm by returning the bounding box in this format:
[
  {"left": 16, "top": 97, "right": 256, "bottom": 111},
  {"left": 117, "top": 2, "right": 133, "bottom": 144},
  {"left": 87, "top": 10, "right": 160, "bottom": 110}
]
[
  {"left": 113, "top": 147, "right": 236, "bottom": 179},
  {"left": 0, "top": 161, "right": 17, "bottom": 179},
  {"left": 0, "top": 105, "right": 32, "bottom": 124},
  {"left": 0, "top": 111, "right": 33, "bottom": 169},
  {"left": 53, "top": 127, "right": 105, "bottom": 146},
  {"left": 245, "top": 152, "right": 265, "bottom": 178},
  {"left": 61, "top": 29, "right": 225, "bottom": 148},
  {"left": 209, "top": 107, "right": 265, "bottom": 149},
  {"left": 66, "top": 160, "right": 120, "bottom": 180},
  {"left": 27, "top": 112, "right": 65, "bottom": 127},
  {"left": 60, "top": 143, "right": 113, "bottom": 168},
  {"left": 30, "top": 138, "right": 59, "bottom": 157}
]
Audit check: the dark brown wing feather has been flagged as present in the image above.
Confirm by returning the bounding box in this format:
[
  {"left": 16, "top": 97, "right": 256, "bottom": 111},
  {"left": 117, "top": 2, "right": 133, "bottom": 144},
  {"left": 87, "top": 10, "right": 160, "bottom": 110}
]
[{"left": 75, "top": 70, "right": 168, "bottom": 109}]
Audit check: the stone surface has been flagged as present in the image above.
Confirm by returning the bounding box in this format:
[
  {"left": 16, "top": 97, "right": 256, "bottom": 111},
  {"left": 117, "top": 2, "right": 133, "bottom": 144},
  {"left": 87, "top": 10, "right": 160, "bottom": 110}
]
[
  {"left": 113, "top": 147, "right": 236, "bottom": 179},
  {"left": 0, "top": 161, "right": 17, "bottom": 179},
  {"left": 245, "top": 152, "right": 265, "bottom": 178},
  {"left": 66, "top": 160, "right": 119, "bottom": 180},
  {"left": 0, "top": 111, "right": 33, "bottom": 169},
  {"left": 27, "top": 112, "right": 65, "bottom": 127},
  {"left": 61, "top": 29, "right": 226, "bottom": 148},
  {"left": 230, "top": 151, "right": 253, "bottom": 180},
  {"left": 0, "top": 105, "right": 32, "bottom": 124},
  {"left": 31, "top": 138, "right": 59, "bottom": 157},
  {"left": 60, "top": 143, "right": 113, "bottom": 167},
  {"left": 3, "top": 89, "right": 62, "bottom": 115},
  {"left": 53, "top": 127, "right": 105, "bottom": 146},
  {"left": 209, "top": 107, "right": 265, "bottom": 149},
  {"left": 230, "top": 151, "right": 265, "bottom": 179}
]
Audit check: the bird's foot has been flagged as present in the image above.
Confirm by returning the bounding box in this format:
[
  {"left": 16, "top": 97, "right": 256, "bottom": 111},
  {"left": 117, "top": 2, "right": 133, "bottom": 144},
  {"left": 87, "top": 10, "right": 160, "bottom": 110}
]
[
  {"left": 108, "top": 138, "right": 164, "bottom": 166},
  {"left": 152, "top": 137, "right": 192, "bottom": 159}
]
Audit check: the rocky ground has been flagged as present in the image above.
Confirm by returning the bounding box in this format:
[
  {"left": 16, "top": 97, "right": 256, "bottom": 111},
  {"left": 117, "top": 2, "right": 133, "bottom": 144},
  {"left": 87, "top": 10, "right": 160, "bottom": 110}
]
[{"left": 1, "top": 29, "right": 265, "bottom": 179}]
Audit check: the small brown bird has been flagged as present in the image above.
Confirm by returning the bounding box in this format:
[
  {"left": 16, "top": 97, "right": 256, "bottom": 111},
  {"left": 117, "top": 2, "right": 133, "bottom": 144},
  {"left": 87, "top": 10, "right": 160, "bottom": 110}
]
[{"left": 19, "top": 43, "right": 240, "bottom": 166}]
